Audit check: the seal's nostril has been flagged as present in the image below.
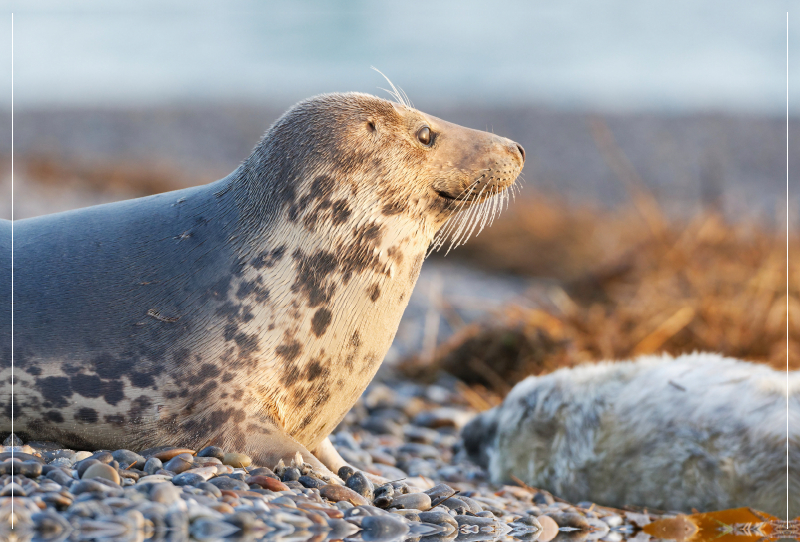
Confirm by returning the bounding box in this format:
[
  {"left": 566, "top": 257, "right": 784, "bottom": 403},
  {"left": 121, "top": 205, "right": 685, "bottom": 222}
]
[{"left": 516, "top": 144, "right": 526, "bottom": 163}]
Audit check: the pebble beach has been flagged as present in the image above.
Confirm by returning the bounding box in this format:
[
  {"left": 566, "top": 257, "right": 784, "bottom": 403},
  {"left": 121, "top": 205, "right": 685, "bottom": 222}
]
[{"left": 0, "top": 375, "right": 666, "bottom": 542}]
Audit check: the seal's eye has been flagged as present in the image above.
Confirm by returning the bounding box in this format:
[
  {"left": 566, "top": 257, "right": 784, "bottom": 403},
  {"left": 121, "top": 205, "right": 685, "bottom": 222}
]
[{"left": 417, "top": 126, "right": 432, "bottom": 146}]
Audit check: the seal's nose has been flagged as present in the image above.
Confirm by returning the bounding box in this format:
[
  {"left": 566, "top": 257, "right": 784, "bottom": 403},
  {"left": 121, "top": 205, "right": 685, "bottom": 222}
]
[{"left": 516, "top": 144, "right": 526, "bottom": 163}]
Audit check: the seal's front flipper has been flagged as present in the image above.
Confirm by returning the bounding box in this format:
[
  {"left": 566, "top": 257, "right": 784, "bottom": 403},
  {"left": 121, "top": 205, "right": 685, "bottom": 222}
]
[
  {"left": 313, "top": 436, "right": 396, "bottom": 487},
  {"left": 243, "top": 430, "right": 343, "bottom": 483}
]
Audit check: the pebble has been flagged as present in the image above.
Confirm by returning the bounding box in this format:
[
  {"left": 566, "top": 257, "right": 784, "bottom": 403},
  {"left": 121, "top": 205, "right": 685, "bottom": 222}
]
[
  {"left": 246, "top": 475, "right": 289, "bottom": 491},
  {"left": 163, "top": 452, "right": 195, "bottom": 474},
  {"left": 389, "top": 491, "right": 431, "bottom": 511},
  {"left": 222, "top": 452, "right": 251, "bottom": 468},
  {"left": 81, "top": 462, "right": 121, "bottom": 485},
  {"left": 345, "top": 470, "right": 374, "bottom": 500},
  {"left": 142, "top": 456, "right": 162, "bottom": 475},
  {"left": 197, "top": 445, "right": 225, "bottom": 459},
  {"left": 0, "top": 378, "right": 677, "bottom": 541},
  {"left": 320, "top": 484, "right": 370, "bottom": 506}
]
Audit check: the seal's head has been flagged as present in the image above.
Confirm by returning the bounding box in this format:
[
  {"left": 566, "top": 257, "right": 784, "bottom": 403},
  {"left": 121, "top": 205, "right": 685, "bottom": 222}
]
[{"left": 238, "top": 92, "right": 524, "bottom": 252}]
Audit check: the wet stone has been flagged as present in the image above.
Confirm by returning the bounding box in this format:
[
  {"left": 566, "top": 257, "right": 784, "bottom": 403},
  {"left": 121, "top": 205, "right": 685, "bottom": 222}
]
[
  {"left": 46, "top": 468, "right": 74, "bottom": 487},
  {"left": 150, "top": 481, "right": 182, "bottom": 504},
  {"left": 391, "top": 492, "right": 432, "bottom": 511},
  {"left": 437, "top": 497, "right": 469, "bottom": 514},
  {"left": 320, "top": 484, "right": 370, "bottom": 506},
  {"left": 299, "top": 475, "right": 326, "bottom": 489},
  {"left": 281, "top": 466, "right": 301, "bottom": 481},
  {"left": 89, "top": 451, "right": 114, "bottom": 464},
  {"left": 246, "top": 475, "right": 289, "bottom": 491},
  {"left": 197, "top": 445, "right": 225, "bottom": 460},
  {"left": 346, "top": 471, "right": 374, "bottom": 500},
  {"left": 111, "top": 449, "right": 146, "bottom": 470},
  {"left": 338, "top": 465, "right": 356, "bottom": 481},
  {"left": 548, "top": 512, "right": 591, "bottom": 530},
  {"left": 197, "top": 481, "right": 222, "bottom": 497},
  {"left": 418, "top": 510, "right": 459, "bottom": 531},
  {"left": 209, "top": 476, "right": 249, "bottom": 491},
  {"left": 171, "top": 472, "right": 206, "bottom": 486}
]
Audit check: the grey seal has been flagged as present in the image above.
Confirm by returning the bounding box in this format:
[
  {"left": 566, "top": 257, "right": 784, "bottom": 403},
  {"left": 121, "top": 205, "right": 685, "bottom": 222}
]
[
  {"left": 462, "top": 352, "right": 797, "bottom": 515},
  {"left": 0, "top": 92, "right": 524, "bottom": 477}
]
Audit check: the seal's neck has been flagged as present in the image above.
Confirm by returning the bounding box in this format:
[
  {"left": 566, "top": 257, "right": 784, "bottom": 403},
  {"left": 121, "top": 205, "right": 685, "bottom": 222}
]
[{"left": 224, "top": 170, "right": 436, "bottom": 447}]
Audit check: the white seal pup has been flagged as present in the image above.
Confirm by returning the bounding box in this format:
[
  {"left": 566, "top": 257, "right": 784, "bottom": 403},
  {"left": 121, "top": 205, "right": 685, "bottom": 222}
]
[{"left": 462, "top": 353, "right": 797, "bottom": 515}]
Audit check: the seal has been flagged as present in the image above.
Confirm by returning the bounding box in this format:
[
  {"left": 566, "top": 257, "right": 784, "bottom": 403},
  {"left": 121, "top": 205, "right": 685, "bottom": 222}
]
[
  {"left": 462, "top": 352, "right": 798, "bottom": 515},
  {"left": 0, "top": 92, "right": 524, "bottom": 477}
]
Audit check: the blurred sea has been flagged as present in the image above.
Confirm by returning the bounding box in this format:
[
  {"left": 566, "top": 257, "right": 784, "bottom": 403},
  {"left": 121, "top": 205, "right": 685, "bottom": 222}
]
[{"left": 0, "top": 0, "right": 797, "bottom": 113}]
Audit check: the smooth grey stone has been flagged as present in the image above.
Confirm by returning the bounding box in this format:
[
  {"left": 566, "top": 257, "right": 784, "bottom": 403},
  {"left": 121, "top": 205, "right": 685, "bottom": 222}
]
[
  {"left": 281, "top": 467, "right": 301, "bottom": 482},
  {"left": 437, "top": 497, "right": 468, "bottom": 515},
  {"left": 70, "top": 479, "right": 123, "bottom": 497},
  {"left": 346, "top": 471, "right": 374, "bottom": 500},
  {"left": 163, "top": 453, "right": 194, "bottom": 474},
  {"left": 150, "top": 482, "right": 182, "bottom": 504},
  {"left": 143, "top": 457, "right": 163, "bottom": 475},
  {"left": 298, "top": 475, "right": 325, "bottom": 489},
  {"left": 209, "top": 476, "right": 248, "bottom": 490},
  {"left": 221, "top": 471, "right": 246, "bottom": 482},
  {"left": 75, "top": 458, "right": 101, "bottom": 478},
  {"left": 88, "top": 451, "right": 114, "bottom": 464},
  {"left": 391, "top": 492, "right": 431, "bottom": 511},
  {"left": 248, "top": 467, "right": 278, "bottom": 478},
  {"left": 418, "top": 510, "right": 458, "bottom": 530},
  {"left": 398, "top": 443, "right": 440, "bottom": 459},
  {"left": 171, "top": 472, "right": 206, "bottom": 486},
  {"left": 46, "top": 468, "right": 74, "bottom": 487},
  {"left": 361, "top": 416, "right": 404, "bottom": 437},
  {"left": 338, "top": 465, "right": 356, "bottom": 481},
  {"left": 197, "top": 481, "right": 222, "bottom": 498},
  {"left": 425, "top": 484, "right": 456, "bottom": 500},
  {"left": 111, "top": 449, "right": 146, "bottom": 470},
  {"left": 404, "top": 425, "right": 441, "bottom": 444},
  {"left": 458, "top": 496, "right": 484, "bottom": 513},
  {"left": 284, "top": 480, "right": 304, "bottom": 490},
  {"left": 197, "top": 445, "right": 225, "bottom": 460}
]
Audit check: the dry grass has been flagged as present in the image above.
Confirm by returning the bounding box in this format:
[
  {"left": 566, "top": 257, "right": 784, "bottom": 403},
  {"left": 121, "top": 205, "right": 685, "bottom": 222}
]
[{"left": 402, "top": 192, "right": 798, "bottom": 396}]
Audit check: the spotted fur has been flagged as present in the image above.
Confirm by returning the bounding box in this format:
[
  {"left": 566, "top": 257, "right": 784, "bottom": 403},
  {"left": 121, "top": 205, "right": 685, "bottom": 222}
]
[{"left": 0, "top": 93, "right": 523, "bottom": 474}]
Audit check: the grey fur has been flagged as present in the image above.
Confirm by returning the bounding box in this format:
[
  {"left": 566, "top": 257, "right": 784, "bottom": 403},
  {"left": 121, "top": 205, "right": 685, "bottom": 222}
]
[{"left": 463, "top": 353, "right": 797, "bottom": 516}]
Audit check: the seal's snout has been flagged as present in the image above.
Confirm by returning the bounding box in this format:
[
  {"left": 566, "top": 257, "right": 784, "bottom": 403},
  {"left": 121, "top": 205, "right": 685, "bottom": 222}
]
[{"left": 516, "top": 144, "right": 526, "bottom": 163}]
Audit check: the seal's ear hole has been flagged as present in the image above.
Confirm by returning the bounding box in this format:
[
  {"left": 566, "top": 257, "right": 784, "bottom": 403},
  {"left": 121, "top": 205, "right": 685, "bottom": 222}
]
[{"left": 366, "top": 121, "right": 376, "bottom": 132}]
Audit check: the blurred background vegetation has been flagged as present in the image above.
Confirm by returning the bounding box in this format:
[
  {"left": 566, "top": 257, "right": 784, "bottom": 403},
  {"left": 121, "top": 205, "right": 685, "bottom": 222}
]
[{"left": 0, "top": 1, "right": 797, "bottom": 396}]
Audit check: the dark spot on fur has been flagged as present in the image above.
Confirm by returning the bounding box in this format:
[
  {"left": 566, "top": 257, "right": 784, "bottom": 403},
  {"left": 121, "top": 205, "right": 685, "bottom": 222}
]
[
  {"left": 311, "top": 308, "right": 332, "bottom": 337},
  {"left": 382, "top": 200, "right": 404, "bottom": 215},
  {"left": 128, "top": 395, "right": 153, "bottom": 424},
  {"left": 71, "top": 374, "right": 103, "bottom": 399},
  {"left": 25, "top": 366, "right": 42, "bottom": 376},
  {"left": 291, "top": 249, "right": 339, "bottom": 307},
  {"left": 43, "top": 411, "right": 63, "bottom": 423},
  {"left": 221, "top": 372, "right": 234, "bottom": 382},
  {"left": 224, "top": 324, "right": 238, "bottom": 341},
  {"left": 234, "top": 332, "right": 259, "bottom": 356},
  {"left": 251, "top": 245, "right": 287, "bottom": 270},
  {"left": 367, "top": 283, "right": 381, "bottom": 302},
  {"left": 275, "top": 339, "right": 302, "bottom": 362},
  {"left": 387, "top": 246, "right": 404, "bottom": 265},
  {"left": 74, "top": 407, "right": 99, "bottom": 424},
  {"left": 236, "top": 280, "right": 270, "bottom": 302},
  {"left": 129, "top": 372, "right": 155, "bottom": 388},
  {"left": 36, "top": 376, "right": 71, "bottom": 408},
  {"left": 105, "top": 414, "right": 125, "bottom": 426},
  {"left": 351, "top": 330, "right": 362, "bottom": 348},
  {"left": 186, "top": 363, "right": 222, "bottom": 386},
  {"left": 305, "top": 359, "right": 329, "bottom": 382},
  {"left": 103, "top": 381, "right": 125, "bottom": 406},
  {"left": 331, "top": 199, "right": 352, "bottom": 225},
  {"left": 91, "top": 353, "right": 128, "bottom": 380},
  {"left": 231, "top": 388, "right": 244, "bottom": 401}
]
